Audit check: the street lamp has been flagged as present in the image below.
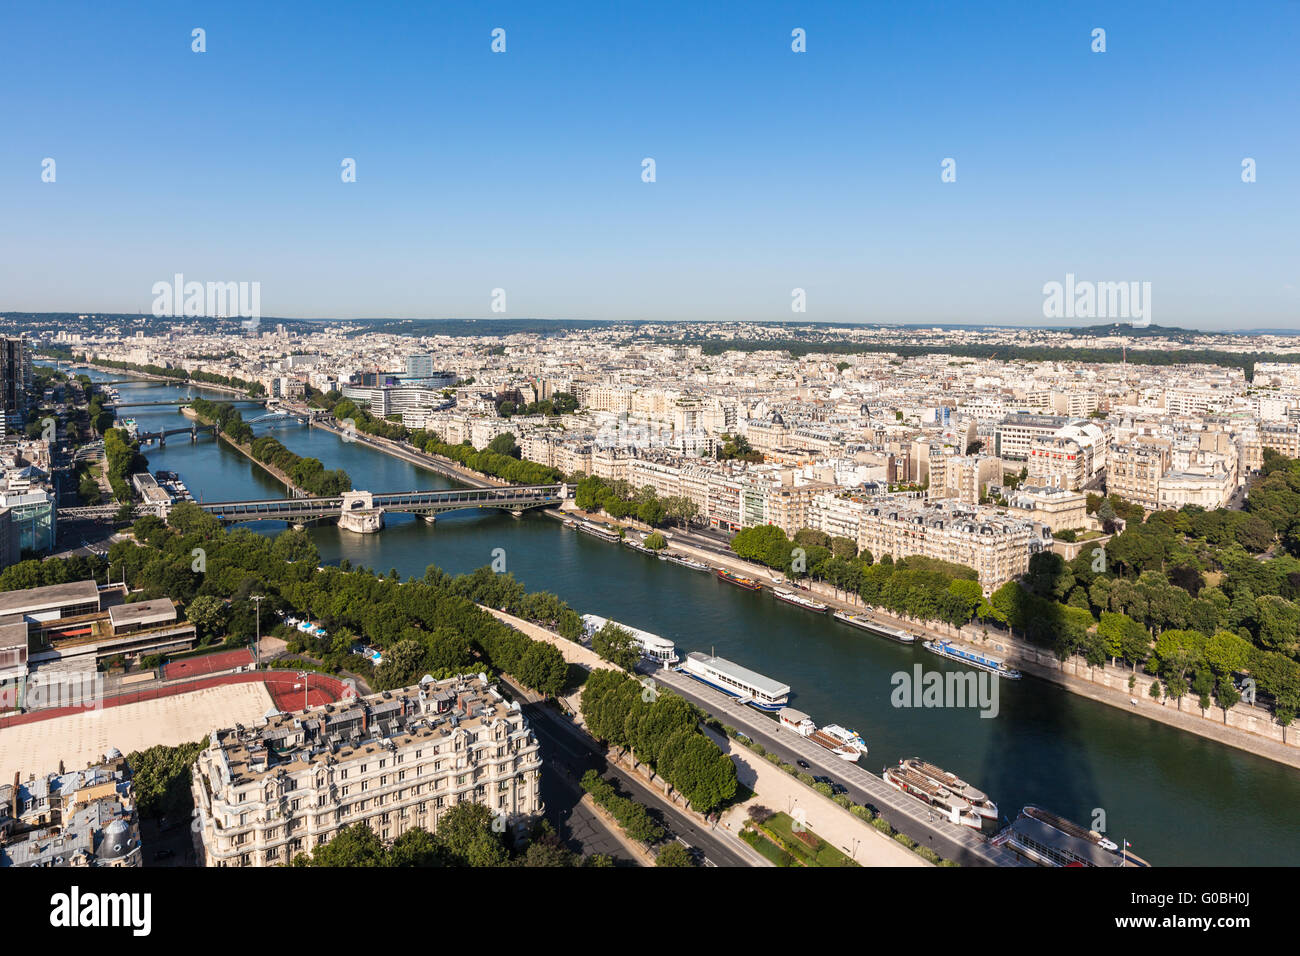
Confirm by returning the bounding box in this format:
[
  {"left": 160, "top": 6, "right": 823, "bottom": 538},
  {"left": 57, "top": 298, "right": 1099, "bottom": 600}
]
[
  {"left": 297, "top": 670, "right": 310, "bottom": 711},
  {"left": 251, "top": 594, "right": 263, "bottom": 668}
]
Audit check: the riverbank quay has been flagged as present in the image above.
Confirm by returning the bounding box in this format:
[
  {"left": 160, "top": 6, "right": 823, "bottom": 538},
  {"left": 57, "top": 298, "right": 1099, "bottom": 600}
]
[
  {"left": 483, "top": 606, "right": 986, "bottom": 866},
  {"left": 182, "top": 406, "right": 306, "bottom": 497},
  {"left": 649, "top": 664, "right": 1022, "bottom": 867},
  {"left": 639, "top": 524, "right": 1300, "bottom": 772},
  {"left": 264, "top": 416, "right": 1300, "bottom": 770},
  {"left": 703, "top": 725, "right": 928, "bottom": 867},
  {"left": 498, "top": 666, "right": 769, "bottom": 867},
  {"left": 77, "top": 362, "right": 255, "bottom": 398},
  {"left": 309, "top": 417, "right": 511, "bottom": 488}
]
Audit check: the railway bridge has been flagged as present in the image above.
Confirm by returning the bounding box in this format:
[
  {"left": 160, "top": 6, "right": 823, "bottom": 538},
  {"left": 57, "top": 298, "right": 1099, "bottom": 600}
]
[{"left": 195, "top": 483, "right": 570, "bottom": 532}]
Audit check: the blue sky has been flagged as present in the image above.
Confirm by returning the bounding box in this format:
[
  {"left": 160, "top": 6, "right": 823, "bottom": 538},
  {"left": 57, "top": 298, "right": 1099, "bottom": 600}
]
[{"left": 1, "top": 1, "right": 1296, "bottom": 328}]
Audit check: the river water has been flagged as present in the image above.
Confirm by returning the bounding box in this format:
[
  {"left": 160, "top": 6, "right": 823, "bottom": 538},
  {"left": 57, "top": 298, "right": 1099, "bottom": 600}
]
[{"left": 85, "top": 369, "right": 1300, "bottom": 865}]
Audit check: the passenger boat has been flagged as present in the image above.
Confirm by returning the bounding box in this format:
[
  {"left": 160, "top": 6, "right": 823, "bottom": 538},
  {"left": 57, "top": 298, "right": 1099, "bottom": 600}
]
[
  {"left": 772, "top": 587, "right": 828, "bottom": 612},
  {"left": 679, "top": 651, "right": 789, "bottom": 711},
  {"left": 817, "top": 724, "right": 868, "bottom": 760},
  {"left": 1022, "top": 806, "right": 1117, "bottom": 852},
  {"left": 992, "top": 806, "right": 1150, "bottom": 867},
  {"left": 898, "top": 758, "right": 996, "bottom": 820},
  {"left": 832, "top": 610, "right": 915, "bottom": 643},
  {"left": 581, "top": 613, "right": 678, "bottom": 665},
  {"left": 778, "top": 708, "right": 867, "bottom": 762},
  {"left": 577, "top": 521, "right": 620, "bottom": 543},
  {"left": 717, "top": 569, "right": 763, "bottom": 591},
  {"left": 922, "top": 639, "right": 1021, "bottom": 679},
  {"left": 665, "top": 553, "right": 711, "bottom": 572},
  {"left": 882, "top": 762, "right": 984, "bottom": 829}
]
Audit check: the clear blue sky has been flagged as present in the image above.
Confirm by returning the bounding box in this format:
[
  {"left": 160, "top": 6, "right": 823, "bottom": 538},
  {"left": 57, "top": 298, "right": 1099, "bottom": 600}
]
[{"left": 2, "top": 0, "right": 1296, "bottom": 328}]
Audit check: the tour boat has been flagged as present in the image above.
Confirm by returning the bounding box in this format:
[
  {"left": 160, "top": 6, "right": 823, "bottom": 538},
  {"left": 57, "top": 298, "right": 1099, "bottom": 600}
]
[
  {"left": 922, "top": 639, "right": 1021, "bottom": 679},
  {"left": 899, "top": 758, "right": 996, "bottom": 821},
  {"left": 679, "top": 651, "right": 789, "bottom": 711}
]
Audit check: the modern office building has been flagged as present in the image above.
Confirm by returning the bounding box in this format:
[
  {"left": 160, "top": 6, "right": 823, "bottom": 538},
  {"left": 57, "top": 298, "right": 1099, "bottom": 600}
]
[
  {"left": 0, "top": 580, "right": 196, "bottom": 707},
  {"left": 0, "top": 490, "right": 56, "bottom": 555},
  {"left": 995, "top": 413, "right": 1074, "bottom": 462},
  {"left": 0, "top": 337, "right": 31, "bottom": 443}
]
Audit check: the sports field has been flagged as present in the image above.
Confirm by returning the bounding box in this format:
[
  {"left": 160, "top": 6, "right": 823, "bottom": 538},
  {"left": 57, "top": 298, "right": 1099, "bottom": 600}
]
[{"left": 0, "top": 681, "right": 275, "bottom": 781}]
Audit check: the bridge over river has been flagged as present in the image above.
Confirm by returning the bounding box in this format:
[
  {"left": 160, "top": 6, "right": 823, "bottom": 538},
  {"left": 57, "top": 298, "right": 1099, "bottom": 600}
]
[
  {"left": 202, "top": 483, "right": 570, "bottom": 531},
  {"left": 58, "top": 483, "right": 571, "bottom": 530}
]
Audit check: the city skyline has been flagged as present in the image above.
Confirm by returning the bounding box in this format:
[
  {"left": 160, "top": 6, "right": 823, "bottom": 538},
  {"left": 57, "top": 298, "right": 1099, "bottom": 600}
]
[{"left": 2, "top": 0, "right": 1296, "bottom": 328}]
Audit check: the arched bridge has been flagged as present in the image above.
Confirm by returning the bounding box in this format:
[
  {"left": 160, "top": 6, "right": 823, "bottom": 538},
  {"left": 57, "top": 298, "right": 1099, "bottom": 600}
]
[{"left": 195, "top": 483, "right": 570, "bottom": 531}]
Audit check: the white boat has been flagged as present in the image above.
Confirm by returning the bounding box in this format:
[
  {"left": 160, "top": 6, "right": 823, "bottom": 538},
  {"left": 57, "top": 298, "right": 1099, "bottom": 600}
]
[
  {"left": 679, "top": 651, "right": 790, "bottom": 711},
  {"left": 778, "top": 707, "right": 863, "bottom": 761},
  {"left": 819, "top": 724, "right": 869, "bottom": 759},
  {"left": 581, "top": 613, "right": 678, "bottom": 665},
  {"left": 665, "top": 553, "right": 711, "bottom": 572},
  {"left": 832, "top": 610, "right": 915, "bottom": 643},
  {"left": 900, "top": 758, "right": 996, "bottom": 821},
  {"left": 778, "top": 707, "right": 816, "bottom": 736},
  {"left": 772, "top": 587, "right": 829, "bottom": 613},
  {"left": 577, "top": 521, "right": 620, "bottom": 543},
  {"left": 882, "top": 763, "right": 984, "bottom": 830}
]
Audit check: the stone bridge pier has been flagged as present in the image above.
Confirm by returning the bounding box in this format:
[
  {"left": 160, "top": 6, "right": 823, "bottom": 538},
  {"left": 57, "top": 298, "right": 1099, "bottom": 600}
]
[{"left": 338, "top": 490, "right": 384, "bottom": 533}]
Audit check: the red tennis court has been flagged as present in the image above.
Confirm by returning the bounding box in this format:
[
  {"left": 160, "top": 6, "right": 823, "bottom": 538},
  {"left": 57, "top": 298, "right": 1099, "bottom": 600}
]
[{"left": 162, "top": 648, "right": 253, "bottom": 680}]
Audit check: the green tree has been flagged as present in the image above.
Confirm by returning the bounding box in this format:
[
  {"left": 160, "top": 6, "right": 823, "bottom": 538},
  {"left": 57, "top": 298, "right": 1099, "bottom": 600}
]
[
  {"left": 655, "top": 842, "right": 694, "bottom": 867},
  {"left": 434, "top": 802, "right": 510, "bottom": 867}
]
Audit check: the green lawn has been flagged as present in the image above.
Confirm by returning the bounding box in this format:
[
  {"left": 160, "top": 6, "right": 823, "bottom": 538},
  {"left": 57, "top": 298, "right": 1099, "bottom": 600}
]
[
  {"left": 756, "top": 812, "right": 859, "bottom": 867},
  {"left": 741, "top": 827, "right": 796, "bottom": 866}
]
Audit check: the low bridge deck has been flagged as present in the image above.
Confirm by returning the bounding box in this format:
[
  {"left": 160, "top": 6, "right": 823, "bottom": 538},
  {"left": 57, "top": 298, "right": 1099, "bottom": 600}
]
[{"left": 197, "top": 484, "right": 568, "bottom": 522}]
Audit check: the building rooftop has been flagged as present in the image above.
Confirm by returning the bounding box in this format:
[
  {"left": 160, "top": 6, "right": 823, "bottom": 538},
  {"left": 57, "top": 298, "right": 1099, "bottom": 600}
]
[
  {"left": 107, "top": 599, "right": 178, "bottom": 630},
  {"left": 205, "top": 674, "right": 524, "bottom": 787},
  {"left": 0, "top": 579, "right": 100, "bottom": 619}
]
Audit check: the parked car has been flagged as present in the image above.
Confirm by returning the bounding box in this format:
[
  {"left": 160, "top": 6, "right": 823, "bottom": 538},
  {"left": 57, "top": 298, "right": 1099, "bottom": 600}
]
[{"left": 796, "top": 759, "right": 810, "bottom": 770}]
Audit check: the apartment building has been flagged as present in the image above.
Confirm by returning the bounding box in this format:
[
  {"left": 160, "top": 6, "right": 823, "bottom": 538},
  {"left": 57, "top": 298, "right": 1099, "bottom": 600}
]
[
  {"left": 0, "top": 752, "right": 142, "bottom": 867},
  {"left": 760, "top": 480, "right": 839, "bottom": 537},
  {"left": 927, "top": 454, "right": 1001, "bottom": 504},
  {"left": 191, "top": 675, "right": 543, "bottom": 867},
  {"left": 709, "top": 474, "right": 744, "bottom": 532},
  {"left": 1003, "top": 485, "right": 1091, "bottom": 533},
  {"left": 857, "top": 500, "right": 1048, "bottom": 593},
  {"left": 1107, "top": 438, "right": 1171, "bottom": 510},
  {"left": 1157, "top": 468, "right": 1236, "bottom": 510},
  {"left": 1026, "top": 422, "right": 1107, "bottom": 491},
  {"left": 807, "top": 491, "right": 869, "bottom": 542}
]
